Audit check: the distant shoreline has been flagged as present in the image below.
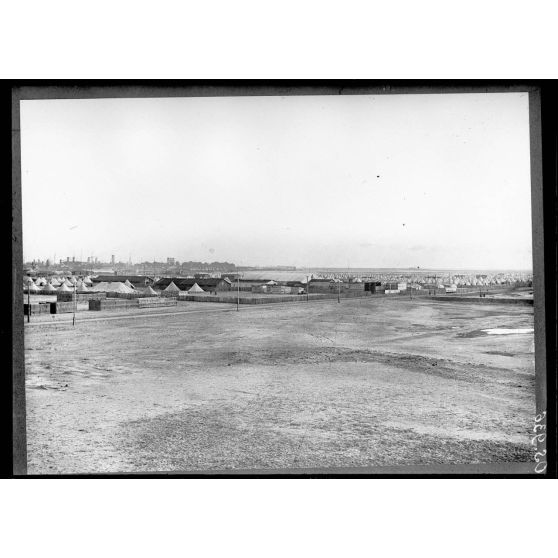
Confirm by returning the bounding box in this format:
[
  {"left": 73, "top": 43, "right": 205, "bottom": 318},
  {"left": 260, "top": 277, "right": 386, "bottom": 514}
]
[{"left": 298, "top": 267, "right": 533, "bottom": 274}]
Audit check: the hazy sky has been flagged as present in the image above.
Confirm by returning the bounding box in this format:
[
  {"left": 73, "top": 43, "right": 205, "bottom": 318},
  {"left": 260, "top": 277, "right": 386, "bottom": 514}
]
[{"left": 20, "top": 92, "right": 532, "bottom": 269}]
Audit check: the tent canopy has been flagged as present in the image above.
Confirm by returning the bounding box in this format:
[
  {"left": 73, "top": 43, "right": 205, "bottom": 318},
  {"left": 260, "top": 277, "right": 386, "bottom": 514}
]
[
  {"left": 164, "top": 281, "right": 180, "bottom": 292},
  {"left": 92, "top": 281, "right": 134, "bottom": 293},
  {"left": 42, "top": 283, "right": 57, "bottom": 292},
  {"left": 144, "top": 285, "right": 159, "bottom": 296},
  {"left": 187, "top": 283, "right": 205, "bottom": 293}
]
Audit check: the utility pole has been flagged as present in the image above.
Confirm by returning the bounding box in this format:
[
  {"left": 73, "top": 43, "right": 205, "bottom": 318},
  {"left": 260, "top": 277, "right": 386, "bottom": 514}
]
[
  {"left": 237, "top": 274, "right": 240, "bottom": 311},
  {"left": 306, "top": 276, "right": 309, "bottom": 302},
  {"left": 27, "top": 282, "right": 30, "bottom": 323},
  {"left": 72, "top": 281, "right": 76, "bottom": 326},
  {"left": 337, "top": 280, "right": 340, "bottom": 303}
]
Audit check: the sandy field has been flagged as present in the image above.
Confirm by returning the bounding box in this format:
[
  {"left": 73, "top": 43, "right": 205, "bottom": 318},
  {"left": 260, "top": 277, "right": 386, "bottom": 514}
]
[{"left": 24, "top": 297, "right": 536, "bottom": 473}]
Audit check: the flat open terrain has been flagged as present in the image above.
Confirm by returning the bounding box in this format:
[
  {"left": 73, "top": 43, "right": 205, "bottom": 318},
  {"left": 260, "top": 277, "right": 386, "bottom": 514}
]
[{"left": 24, "top": 297, "right": 536, "bottom": 473}]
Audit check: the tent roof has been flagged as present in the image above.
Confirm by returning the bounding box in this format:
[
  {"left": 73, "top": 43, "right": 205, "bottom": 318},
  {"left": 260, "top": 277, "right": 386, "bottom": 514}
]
[
  {"left": 187, "top": 283, "right": 205, "bottom": 293},
  {"left": 143, "top": 285, "right": 158, "bottom": 296},
  {"left": 42, "top": 283, "right": 57, "bottom": 292},
  {"left": 93, "top": 281, "right": 134, "bottom": 293},
  {"left": 57, "top": 282, "right": 72, "bottom": 292},
  {"left": 164, "top": 281, "right": 181, "bottom": 292}
]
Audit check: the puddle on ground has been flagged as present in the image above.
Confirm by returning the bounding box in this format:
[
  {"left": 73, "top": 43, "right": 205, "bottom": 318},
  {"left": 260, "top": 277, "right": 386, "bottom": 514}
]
[
  {"left": 482, "top": 328, "right": 534, "bottom": 335},
  {"left": 458, "top": 327, "right": 534, "bottom": 338}
]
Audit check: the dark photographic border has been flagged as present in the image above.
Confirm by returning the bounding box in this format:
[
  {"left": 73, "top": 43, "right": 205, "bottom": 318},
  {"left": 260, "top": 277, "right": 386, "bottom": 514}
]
[{"left": 9, "top": 80, "right": 556, "bottom": 478}]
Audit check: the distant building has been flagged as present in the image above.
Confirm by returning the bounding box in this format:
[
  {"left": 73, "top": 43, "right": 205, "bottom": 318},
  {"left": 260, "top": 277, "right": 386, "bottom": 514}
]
[{"left": 364, "top": 281, "right": 382, "bottom": 293}]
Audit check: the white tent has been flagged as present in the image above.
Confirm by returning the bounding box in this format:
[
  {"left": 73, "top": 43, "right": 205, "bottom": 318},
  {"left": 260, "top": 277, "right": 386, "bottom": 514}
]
[
  {"left": 164, "top": 281, "right": 181, "bottom": 293},
  {"left": 92, "top": 281, "right": 134, "bottom": 293},
  {"left": 42, "top": 283, "right": 57, "bottom": 293},
  {"left": 124, "top": 279, "right": 135, "bottom": 289},
  {"left": 27, "top": 282, "right": 41, "bottom": 292},
  {"left": 77, "top": 281, "right": 89, "bottom": 291},
  {"left": 83, "top": 276, "right": 93, "bottom": 285},
  {"left": 90, "top": 282, "right": 108, "bottom": 292},
  {"left": 143, "top": 285, "right": 159, "bottom": 296},
  {"left": 187, "top": 282, "right": 205, "bottom": 293},
  {"left": 57, "top": 282, "right": 73, "bottom": 292}
]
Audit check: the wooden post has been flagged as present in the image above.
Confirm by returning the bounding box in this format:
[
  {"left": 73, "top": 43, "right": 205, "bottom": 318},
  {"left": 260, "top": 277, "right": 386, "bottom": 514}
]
[
  {"left": 27, "top": 284, "right": 30, "bottom": 323},
  {"left": 237, "top": 275, "right": 240, "bottom": 311},
  {"left": 73, "top": 281, "right": 76, "bottom": 326}
]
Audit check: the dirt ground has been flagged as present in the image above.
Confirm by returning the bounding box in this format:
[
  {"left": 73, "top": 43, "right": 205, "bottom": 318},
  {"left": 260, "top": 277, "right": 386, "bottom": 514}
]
[{"left": 24, "top": 297, "right": 536, "bottom": 473}]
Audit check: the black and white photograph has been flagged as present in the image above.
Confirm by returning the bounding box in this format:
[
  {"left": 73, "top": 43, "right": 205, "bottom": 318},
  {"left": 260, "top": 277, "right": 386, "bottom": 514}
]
[
  {"left": 4, "top": 2, "right": 558, "bottom": 555},
  {"left": 12, "top": 85, "right": 548, "bottom": 475}
]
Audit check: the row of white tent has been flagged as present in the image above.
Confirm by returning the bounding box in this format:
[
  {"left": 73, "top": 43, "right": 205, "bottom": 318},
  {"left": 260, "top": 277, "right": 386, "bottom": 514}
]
[
  {"left": 89, "top": 281, "right": 157, "bottom": 296},
  {"left": 163, "top": 281, "right": 206, "bottom": 294},
  {"left": 24, "top": 275, "right": 94, "bottom": 288},
  {"left": 23, "top": 277, "right": 158, "bottom": 295},
  {"left": 342, "top": 276, "right": 530, "bottom": 287}
]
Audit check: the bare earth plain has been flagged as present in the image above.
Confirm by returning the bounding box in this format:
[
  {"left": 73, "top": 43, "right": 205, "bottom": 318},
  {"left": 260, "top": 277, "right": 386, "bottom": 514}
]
[{"left": 24, "top": 297, "right": 536, "bottom": 473}]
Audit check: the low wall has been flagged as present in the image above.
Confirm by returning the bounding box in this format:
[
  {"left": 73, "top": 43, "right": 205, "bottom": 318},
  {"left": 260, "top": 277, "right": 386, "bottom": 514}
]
[
  {"left": 56, "top": 292, "right": 107, "bottom": 302},
  {"left": 178, "top": 294, "right": 315, "bottom": 304},
  {"left": 160, "top": 291, "right": 180, "bottom": 298},
  {"left": 432, "top": 296, "right": 533, "bottom": 306},
  {"left": 138, "top": 298, "right": 177, "bottom": 308},
  {"left": 235, "top": 285, "right": 254, "bottom": 292},
  {"left": 89, "top": 299, "right": 140, "bottom": 311},
  {"left": 178, "top": 291, "right": 373, "bottom": 305},
  {"left": 105, "top": 291, "right": 154, "bottom": 299},
  {"left": 50, "top": 302, "right": 90, "bottom": 314}
]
